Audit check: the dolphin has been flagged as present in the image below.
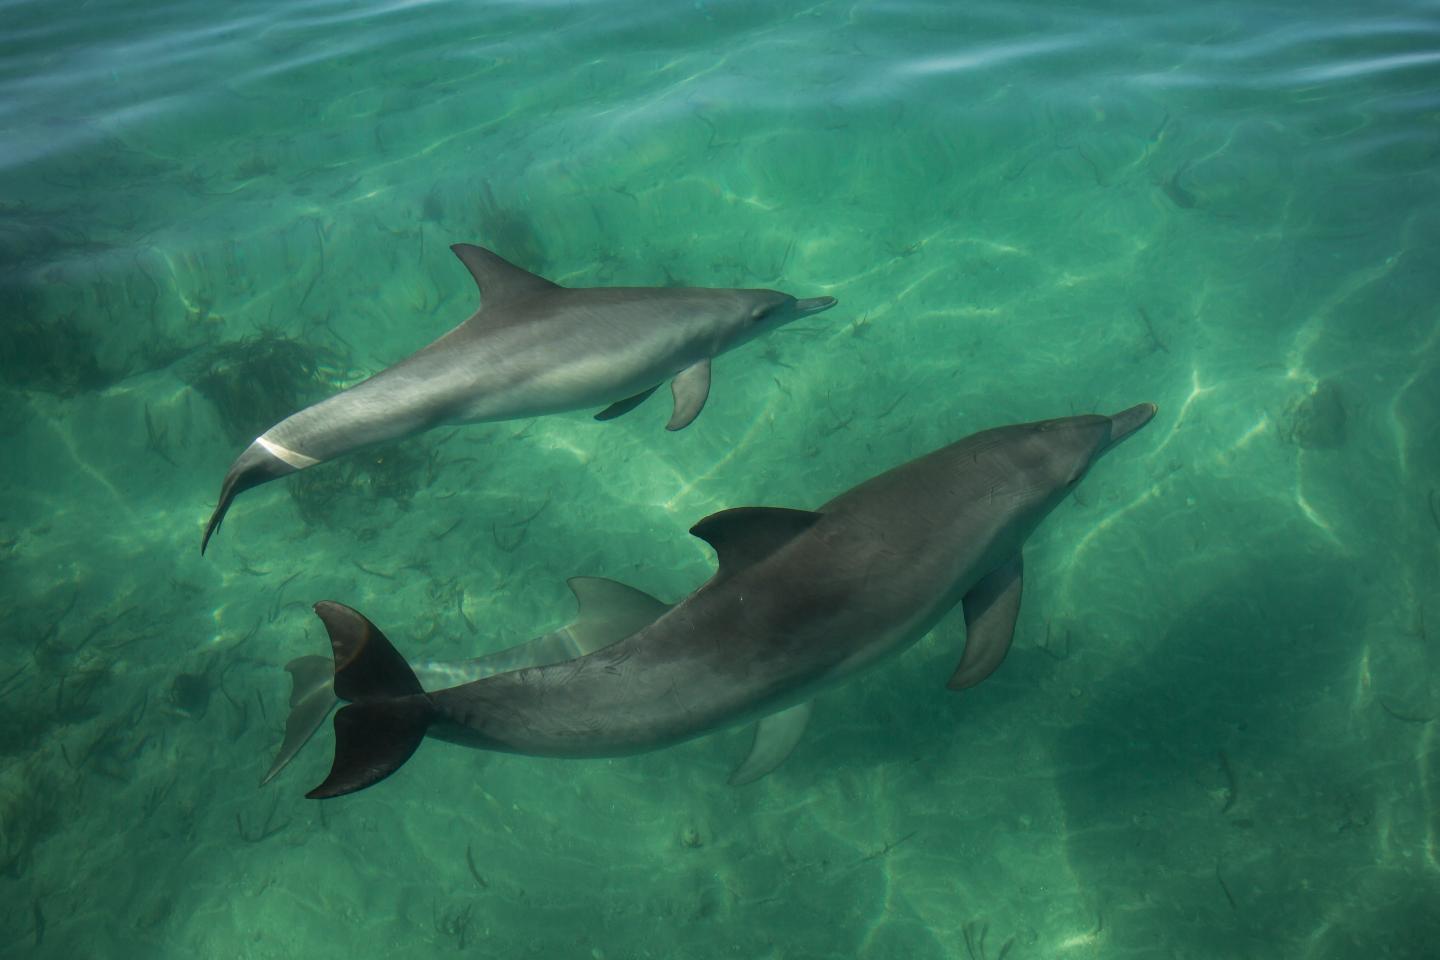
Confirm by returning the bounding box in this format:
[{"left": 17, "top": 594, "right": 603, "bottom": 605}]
[
  {"left": 201, "top": 244, "right": 837, "bottom": 553},
  {"left": 301, "top": 404, "right": 1157, "bottom": 798}
]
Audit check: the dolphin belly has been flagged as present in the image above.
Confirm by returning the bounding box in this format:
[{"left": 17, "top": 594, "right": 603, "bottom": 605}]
[
  {"left": 445, "top": 349, "right": 680, "bottom": 423},
  {"left": 443, "top": 318, "right": 705, "bottom": 423},
  {"left": 426, "top": 566, "right": 944, "bottom": 760}
]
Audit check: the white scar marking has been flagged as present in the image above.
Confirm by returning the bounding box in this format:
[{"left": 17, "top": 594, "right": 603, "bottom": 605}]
[{"left": 257, "top": 436, "right": 320, "bottom": 469}]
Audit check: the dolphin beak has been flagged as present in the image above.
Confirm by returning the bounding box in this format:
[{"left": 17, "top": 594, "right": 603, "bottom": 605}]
[
  {"left": 1102, "top": 403, "right": 1158, "bottom": 455},
  {"left": 793, "top": 296, "right": 837, "bottom": 317}
]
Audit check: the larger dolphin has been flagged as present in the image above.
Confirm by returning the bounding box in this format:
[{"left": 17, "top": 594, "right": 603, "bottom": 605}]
[
  {"left": 303, "top": 404, "right": 1157, "bottom": 798},
  {"left": 201, "top": 244, "right": 837, "bottom": 553}
]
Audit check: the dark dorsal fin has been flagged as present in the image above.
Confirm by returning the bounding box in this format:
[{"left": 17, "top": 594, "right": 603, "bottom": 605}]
[
  {"left": 450, "top": 243, "right": 560, "bottom": 308},
  {"left": 690, "top": 507, "right": 822, "bottom": 579}
]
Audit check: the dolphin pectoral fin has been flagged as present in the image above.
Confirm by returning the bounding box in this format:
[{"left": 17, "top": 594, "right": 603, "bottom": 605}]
[
  {"left": 948, "top": 555, "right": 1024, "bottom": 690},
  {"left": 690, "top": 506, "right": 823, "bottom": 579},
  {"left": 306, "top": 601, "right": 433, "bottom": 798},
  {"left": 666, "top": 359, "right": 712, "bottom": 431},
  {"left": 563, "top": 577, "right": 671, "bottom": 651},
  {"left": 594, "top": 385, "right": 660, "bottom": 421},
  {"left": 450, "top": 243, "right": 559, "bottom": 309},
  {"left": 729, "top": 702, "right": 813, "bottom": 785},
  {"left": 261, "top": 656, "right": 339, "bottom": 786}
]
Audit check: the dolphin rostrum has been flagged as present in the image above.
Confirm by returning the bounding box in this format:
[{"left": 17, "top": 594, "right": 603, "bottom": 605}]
[
  {"left": 300, "top": 404, "right": 1157, "bottom": 798},
  {"left": 201, "top": 244, "right": 837, "bottom": 553}
]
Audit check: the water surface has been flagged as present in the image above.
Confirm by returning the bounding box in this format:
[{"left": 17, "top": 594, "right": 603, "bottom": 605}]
[{"left": 3, "top": 0, "right": 1438, "bottom": 956}]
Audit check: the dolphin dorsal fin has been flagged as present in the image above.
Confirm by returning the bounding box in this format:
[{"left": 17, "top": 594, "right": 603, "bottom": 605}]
[
  {"left": 450, "top": 243, "right": 559, "bottom": 308},
  {"left": 690, "top": 507, "right": 822, "bottom": 579},
  {"left": 564, "top": 577, "right": 671, "bottom": 650}
]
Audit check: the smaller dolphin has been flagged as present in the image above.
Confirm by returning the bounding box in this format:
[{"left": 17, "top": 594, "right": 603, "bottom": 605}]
[
  {"left": 297, "top": 404, "right": 1156, "bottom": 798},
  {"left": 201, "top": 244, "right": 836, "bottom": 553}
]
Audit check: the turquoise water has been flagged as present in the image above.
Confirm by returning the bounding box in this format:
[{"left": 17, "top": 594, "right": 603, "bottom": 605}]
[{"left": 3, "top": 0, "right": 1439, "bottom": 955}]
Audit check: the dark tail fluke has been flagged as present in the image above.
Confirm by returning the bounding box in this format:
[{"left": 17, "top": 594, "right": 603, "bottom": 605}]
[
  {"left": 306, "top": 699, "right": 433, "bottom": 799},
  {"left": 305, "top": 601, "right": 434, "bottom": 799},
  {"left": 200, "top": 442, "right": 300, "bottom": 555}
]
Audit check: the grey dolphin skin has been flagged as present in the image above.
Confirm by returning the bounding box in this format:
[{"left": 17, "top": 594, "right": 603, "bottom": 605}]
[
  {"left": 200, "top": 243, "right": 837, "bottom": 553},
  {"left": 261, "top": 577, "right": 669, "bottom": 785},
  {"left": 301, "top": 403, "right": 1156, "bottom": 798}
]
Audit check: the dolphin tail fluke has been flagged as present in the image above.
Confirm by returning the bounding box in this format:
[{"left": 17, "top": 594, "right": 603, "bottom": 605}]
[
  {"left": 305, "top": 601, "right": 434, "bottom": 799},
  {"left": 306, "top": 699, "right": 433, "bottom": 799},
  {"left": 201, "top": 440, "right": 303, "bottom": 555}
]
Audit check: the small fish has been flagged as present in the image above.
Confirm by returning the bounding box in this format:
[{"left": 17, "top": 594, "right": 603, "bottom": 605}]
[{"left": 1159, "top": 159, "right": 1197, "bottom": 209}]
